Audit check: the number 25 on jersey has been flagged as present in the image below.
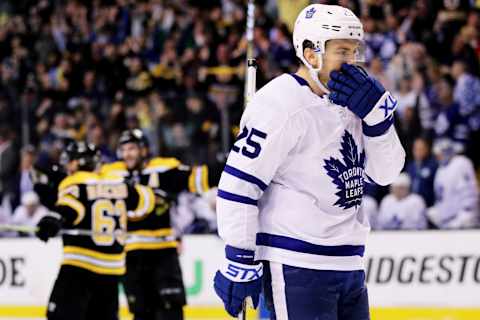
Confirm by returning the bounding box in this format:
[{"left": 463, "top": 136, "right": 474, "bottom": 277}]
[{"left": 232, "top": 127, "right": 267, "bottom": 159}]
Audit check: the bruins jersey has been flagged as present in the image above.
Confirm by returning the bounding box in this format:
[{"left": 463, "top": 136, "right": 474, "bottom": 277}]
[
  {"left": 55, "top": 171, "right": 154, "bottom": 275},
  {"left": 101, "top": 157, "right": 211, "bottom": 254}
]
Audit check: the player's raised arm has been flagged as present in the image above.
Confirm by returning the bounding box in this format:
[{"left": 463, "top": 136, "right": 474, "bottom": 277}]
[{"left": 328, "top": 63, "right": 405, "bottom": 185}]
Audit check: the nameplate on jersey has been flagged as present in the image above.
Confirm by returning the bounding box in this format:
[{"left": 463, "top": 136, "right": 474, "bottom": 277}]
[{"left": 87, "top": 184, "right": 128, "bottom": 200}]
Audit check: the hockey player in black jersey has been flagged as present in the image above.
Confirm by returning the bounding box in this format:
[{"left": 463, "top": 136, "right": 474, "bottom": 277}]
[
  {"left": 35, "top": 141, "right": 155, "bottom": 320},
  {"left": 101, "top": 129, "right": 220, "bottom": 320}
]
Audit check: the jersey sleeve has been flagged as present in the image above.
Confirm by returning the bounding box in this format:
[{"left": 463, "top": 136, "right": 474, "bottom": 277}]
[
  {"left": 157, "top": 162, "right": 218, "bottom": 195},
  {"left": 362, "top": 125, "right": 406, "bottom": 186},
  {"left": 125, "top": 184, "right": 156, "bottom": 221},
  {"left": 55, "top": 183, "right": 85, "bottom": 226},
  {"left": 217, "top": 101, "right": 305, "bottom": 251}
]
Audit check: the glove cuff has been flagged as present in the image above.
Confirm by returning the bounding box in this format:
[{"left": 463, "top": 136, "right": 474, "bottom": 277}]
[
  {"left": 362, "top": 115, "right": 394, "bottom": 137},
  {"left": 363, "top": 91, "right": 397, "bottom": 126},
  {"left": 225, "top": 245, "right": 256, "bottom": 265}
]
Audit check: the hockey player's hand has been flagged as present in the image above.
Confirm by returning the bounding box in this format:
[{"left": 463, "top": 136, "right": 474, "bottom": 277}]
[
  {"left": 36, "top": 214, "right": 62, "bottom": 242},
  {"left": 213, "top": 245, "right": 262, "bottom": 317},
  {"left": 328, "top": 63, "right": 397, "bottom": 126}
]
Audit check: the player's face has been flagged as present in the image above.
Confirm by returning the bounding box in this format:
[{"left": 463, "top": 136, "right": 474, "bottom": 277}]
[
  {"left": 413, "top": 139, "right": 429, "bottom": 161},
  {"left": 392, "top": 185, "right": 409, "bottom": 199},
  {"left": 120, "top": 142, "right": 143, "bottom": 170},
  {"left": 66, "top": 160, "right": 79, "bottom": 175},
  {"left": 320, "top": 39, "right": 360, "bottom": 84}
]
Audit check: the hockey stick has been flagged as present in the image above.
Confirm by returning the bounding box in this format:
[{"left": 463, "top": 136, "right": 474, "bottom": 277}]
[
  {"left": 244, "top": 0, "right": 256, "bottom": 109},
  {"left": 238, "top": 1, "right": 256, "bottom": 320},
  {"left": 0, "top": 224, "right": 123, "bottom": 237}
]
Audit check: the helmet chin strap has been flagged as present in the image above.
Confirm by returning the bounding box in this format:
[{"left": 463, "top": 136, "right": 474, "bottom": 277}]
[{"left": 301, "top": 52, "right": 330, "bottom": 94}]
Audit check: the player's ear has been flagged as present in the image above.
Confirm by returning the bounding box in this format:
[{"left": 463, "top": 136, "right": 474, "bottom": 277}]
[{"left": 303, "top": 47, "right": 319, "bottom": 67}]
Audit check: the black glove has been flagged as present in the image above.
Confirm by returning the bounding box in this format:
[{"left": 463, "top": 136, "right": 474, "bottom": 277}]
[
  {"left": 31, "top": 164, "right": 66, "bottom": 210},
  {"left": 36, "top": 215, "right": 62, "bottom": 242}
]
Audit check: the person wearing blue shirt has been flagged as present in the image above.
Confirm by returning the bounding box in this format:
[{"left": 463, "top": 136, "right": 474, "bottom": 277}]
[{"left": 406, "top": 137, "right": 438, "bottom": 207}]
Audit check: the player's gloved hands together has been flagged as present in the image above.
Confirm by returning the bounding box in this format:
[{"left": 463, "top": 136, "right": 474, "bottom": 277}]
[
  {"left": 328, "top": 63, "right": 397, "bottom": 126},
  {"left": 214, "top": 245, "right": 263, "bottom": 317},
  {"left": 36, "top": 213, "right": 62, "bottom": 242}
]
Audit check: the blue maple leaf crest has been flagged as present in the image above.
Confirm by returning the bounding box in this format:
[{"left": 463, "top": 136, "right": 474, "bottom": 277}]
[{"left": 323, "top": 130, "right": 365, "bottom": 210}]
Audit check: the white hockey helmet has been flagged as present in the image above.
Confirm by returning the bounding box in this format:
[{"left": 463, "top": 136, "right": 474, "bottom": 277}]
[{"left": 293, "top": 4, "right": 365, "bottom": 89}]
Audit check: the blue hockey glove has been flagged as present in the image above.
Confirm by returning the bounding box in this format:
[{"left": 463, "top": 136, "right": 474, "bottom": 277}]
[
  {"left": 328, "top": 63, "right": 397, "bottom": 127},
  {"left": 213, "top": 245, "right": 262, "bottom": 317}
]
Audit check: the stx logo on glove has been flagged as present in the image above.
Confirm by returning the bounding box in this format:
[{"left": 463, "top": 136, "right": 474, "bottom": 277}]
[
  {"left": 378, "top": 94, "right": 397, "bottom": 118},
  {"left": 225, "top": 263, "right": 263, "bottom": 281}
]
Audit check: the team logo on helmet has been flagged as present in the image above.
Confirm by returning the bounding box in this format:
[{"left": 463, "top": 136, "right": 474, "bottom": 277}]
[
  {"left": 323, "top": 130, "right": 365, "bottom": 210},
  {"left": 305, "top": 7, "right": 316, "bottom": 19}
]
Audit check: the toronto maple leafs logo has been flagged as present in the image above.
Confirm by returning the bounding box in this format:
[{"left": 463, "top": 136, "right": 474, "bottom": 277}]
[
  {"left": 323, "top": 131, "right": 365, "bottom": 210},
  {"left": 305, "top": 7, "right": 316, "bottom": 19}
]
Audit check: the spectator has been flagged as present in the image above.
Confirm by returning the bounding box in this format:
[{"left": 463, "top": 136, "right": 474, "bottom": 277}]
[
  {"left": 363, "top": 17, "right": 397, "bottom": 64},
  {"left": 10, "top": 191, "right": 48, "bottom": 236},
  {"left": 406, "top": 137, "right": 438, "bottom": 207},
  {"left": 376, "top": 173, "right": 428, "bottom": 230},
  {"left": 451, "top": 59, "right": 480, "bottom": 165},
  {"left": 427, "top": 138, "right": 479, "bottom": 229},
  {"left": 14, "top": 145, "right": 37, "bottom": 210},
  {"left": 0, "top": 0, "right": 478, "bottom": 230},
  {"left": 432, "top": 75, "right": 472, "bottom": 151},
  {"left": 451, "top": 60, "right": 480, "bottom": 117},
  {"left": 0, "top": 127, "right": 18, "bottom": 215}
]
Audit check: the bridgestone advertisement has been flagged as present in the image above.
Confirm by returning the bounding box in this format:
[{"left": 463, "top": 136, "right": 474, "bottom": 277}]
[{"left": 0, "top": 232, "right": 479, "bottom": 317}]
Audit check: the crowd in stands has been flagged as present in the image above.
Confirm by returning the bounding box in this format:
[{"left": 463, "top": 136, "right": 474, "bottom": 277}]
[{"left": 0, "top": 0, "right": 479, "bottom": 235}]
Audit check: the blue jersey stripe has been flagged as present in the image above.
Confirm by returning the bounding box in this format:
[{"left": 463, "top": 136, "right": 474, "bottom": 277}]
[
  {"left": 217, "top": 189, "right": 258, "bottom": 206},
  {"left": 362, "top": 115, "right": 394, "bottom": 137},
  {"left": 289, "top": 73, "right": 309, "bottom": 87},
  {"left": 256, "top": 233, "right": 365, "bottom": 257},
  {"left": 224, "top": 165, "right": 268, "bottom": 191}
]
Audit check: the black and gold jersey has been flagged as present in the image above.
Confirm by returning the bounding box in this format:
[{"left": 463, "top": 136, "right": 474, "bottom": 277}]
[
  {"left": 100, "top": 157, "right": 212, "bottom": 253},
  {"left": 55, "top": 171, "right": 154, "bottom": 276}
]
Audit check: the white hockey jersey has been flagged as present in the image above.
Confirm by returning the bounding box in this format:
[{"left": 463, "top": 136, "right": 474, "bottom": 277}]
[
  {"left": 377, "top": 194, "right": 427, "bottom": 230},
  {"left": 428, "top": 155, "right": 479, "bottom": 229},
  {"left": 217, "top": 73, "right": 405, "bottom": 271},
  {"left": 361, "top": 195, "right": 379, "bottom": 229}
]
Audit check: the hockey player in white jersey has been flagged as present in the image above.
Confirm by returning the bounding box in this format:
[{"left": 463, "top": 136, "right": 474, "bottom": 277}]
[
  {"left": 427, "top": 138, "right": 479, "bottom": 229},
  {"left": 213, "top": 4, "right": 405, "bottom": 319},
  {"left": 376, "top": 173, "right": 427, "bottom": 230}
]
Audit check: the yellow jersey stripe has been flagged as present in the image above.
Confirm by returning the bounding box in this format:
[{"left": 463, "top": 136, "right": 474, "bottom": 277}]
[
  {"left": 188, "top": 169, "right": 196, "bottom": 193},
  {"left": 63, "top": 246, "right": 125, "bottom": 261},
  {"left": 56, "top": 196, "right": 85, "bottom": 225},
  {"left": 128, "top": 228, "right": 173, "bottom": 237},
  {"left": 147, "top": 157, "right": 180, "bottom": 170},
  {"left": 200, "top": 165, "right": 209, "bottom": 193},
  {"left": 62, "top": 260, "right": 125, "bottom": 275},
  {"left": 58, "top": 171, "right": 99, "bottom": 191},
  {"left": 125, "top": 241, "right": 178, "bottom": 252}
]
